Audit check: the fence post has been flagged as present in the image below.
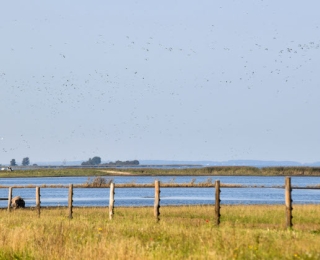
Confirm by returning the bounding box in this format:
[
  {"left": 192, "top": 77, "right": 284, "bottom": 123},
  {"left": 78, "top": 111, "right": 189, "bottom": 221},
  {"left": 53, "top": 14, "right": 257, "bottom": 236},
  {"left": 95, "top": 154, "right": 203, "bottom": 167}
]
[
  {"left": 68, "top": 184, "right": 73, "bottom": 219},
  {"left": 154, "top": 180, "right": 160, "bottom": 221},
  {"left": 36, "top": 187, "right": 41, "bottom": 217},
  {"left": 109, "top": 183, "right": 115, "bottom": 220},
  {"left": 285, "top": 177, "right": 293, "bottom": 228},
  {"left": 7, "top": 187, "right": 12, "bottom": 212},
  {"left": 215, "top": 180, "right": 221, "bottom": 225}
]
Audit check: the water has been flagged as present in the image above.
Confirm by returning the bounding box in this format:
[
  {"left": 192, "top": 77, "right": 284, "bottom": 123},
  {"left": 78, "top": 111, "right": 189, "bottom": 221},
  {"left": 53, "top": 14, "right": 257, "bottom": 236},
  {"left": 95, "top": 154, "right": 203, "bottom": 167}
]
[{"left": 0, "top": 176, "right": 319, "bottom": 207}]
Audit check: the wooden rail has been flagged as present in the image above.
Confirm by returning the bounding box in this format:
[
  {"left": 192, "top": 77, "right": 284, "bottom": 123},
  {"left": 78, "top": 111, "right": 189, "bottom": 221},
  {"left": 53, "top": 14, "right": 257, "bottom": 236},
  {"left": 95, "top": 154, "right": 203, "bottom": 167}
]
[{"left": 2, "top": 177, "right": 317, "bottom": 228}]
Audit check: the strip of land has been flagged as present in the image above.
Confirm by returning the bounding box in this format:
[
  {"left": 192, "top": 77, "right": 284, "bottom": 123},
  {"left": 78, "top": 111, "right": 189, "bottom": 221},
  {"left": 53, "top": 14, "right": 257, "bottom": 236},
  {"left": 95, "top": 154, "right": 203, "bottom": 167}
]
[{"left": 1, "top": 166, "right": 320, "bottom": 178}]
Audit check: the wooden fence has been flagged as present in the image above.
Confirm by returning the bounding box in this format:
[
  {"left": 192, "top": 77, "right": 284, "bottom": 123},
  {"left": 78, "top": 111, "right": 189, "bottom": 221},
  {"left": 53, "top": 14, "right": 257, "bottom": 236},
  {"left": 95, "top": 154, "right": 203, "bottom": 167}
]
[{"left": 2, "top": 177, "right": 317, "bottom": 228}]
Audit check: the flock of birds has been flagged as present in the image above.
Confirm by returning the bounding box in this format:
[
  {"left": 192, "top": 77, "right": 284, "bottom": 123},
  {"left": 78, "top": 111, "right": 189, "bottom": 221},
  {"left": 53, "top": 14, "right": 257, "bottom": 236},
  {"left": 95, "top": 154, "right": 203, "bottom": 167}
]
[{"left": 1, "top": 17, "right": 319, "bottom": 162}]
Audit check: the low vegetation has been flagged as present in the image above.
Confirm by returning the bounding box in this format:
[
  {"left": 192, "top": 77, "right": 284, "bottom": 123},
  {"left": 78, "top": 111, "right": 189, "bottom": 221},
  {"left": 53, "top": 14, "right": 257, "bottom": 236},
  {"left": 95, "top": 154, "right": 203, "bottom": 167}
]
[
  {"left": 0, "top": 205, "right": 319, "bottom": 259},
  {"left": 1, "top": 166, "right": 320, "bottom": 178}
]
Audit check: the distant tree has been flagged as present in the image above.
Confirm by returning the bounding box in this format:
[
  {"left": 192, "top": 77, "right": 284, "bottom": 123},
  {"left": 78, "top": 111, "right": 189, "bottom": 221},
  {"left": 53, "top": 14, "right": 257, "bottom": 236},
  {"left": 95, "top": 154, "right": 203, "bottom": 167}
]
[
  {"left": 22, "top": 157, "right": 30, "bottom": 166},
  {"left": 81, "top": 160, "right": 88, "bottom": 166},
  {"left": 10, "top": 159, "right": 17, "bottom": 166},
  {"left": 91, "top": 156, "right": 101, "bottom": 165},
  {"left": 81, "top": 156, "right": 101, "bottom": 166},
  {"left": 132, "top": 160, "right": 139, "bottom": 165},
  {"left": 103, "top": 160, "right": 139, "bottom": 166}
]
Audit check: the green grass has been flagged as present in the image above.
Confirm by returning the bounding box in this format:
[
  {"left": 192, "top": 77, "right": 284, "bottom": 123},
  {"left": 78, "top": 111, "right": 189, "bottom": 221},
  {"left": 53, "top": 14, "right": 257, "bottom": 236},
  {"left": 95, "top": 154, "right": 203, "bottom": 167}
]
[
  {"left": 0, "top": 168, "right": 103, "bottom": 178},
  {"left": 1, "top": 166, "right": 320, "bottom": 178},
  {"left": 0, "top": 205, "right": 320, "bottom": 259}
]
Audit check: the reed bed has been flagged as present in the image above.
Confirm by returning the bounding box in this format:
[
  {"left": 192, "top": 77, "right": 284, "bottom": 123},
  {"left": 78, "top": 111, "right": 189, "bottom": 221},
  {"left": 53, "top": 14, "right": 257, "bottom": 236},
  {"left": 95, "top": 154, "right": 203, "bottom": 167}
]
[{"left": 0, "top": 205, "right": 319, "bottom": 259}]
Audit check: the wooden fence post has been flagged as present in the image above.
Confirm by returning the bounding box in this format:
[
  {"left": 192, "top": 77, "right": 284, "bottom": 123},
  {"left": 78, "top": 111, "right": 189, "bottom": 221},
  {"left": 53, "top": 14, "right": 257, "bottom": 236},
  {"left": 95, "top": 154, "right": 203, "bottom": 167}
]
[
  {"left": 285, "top": 177, "right": 293, "bottom": 228},
  {"left": 68, "top": 184, "right": 73, "bottom": 219},
  {"left": 36, "top": 187, "right": 41, "bottom": 217},
  {"left": 109, "top": 183, "right": 115, "bottom": 220},
  {"left": 154, "top": 180, "right": 160, "bottom": 221},
  {"left": 7, "top": 187, "right": 12, "bottom": 212},
  {"left": 215, "top": 180, "right": 221, "bottom": 225}
]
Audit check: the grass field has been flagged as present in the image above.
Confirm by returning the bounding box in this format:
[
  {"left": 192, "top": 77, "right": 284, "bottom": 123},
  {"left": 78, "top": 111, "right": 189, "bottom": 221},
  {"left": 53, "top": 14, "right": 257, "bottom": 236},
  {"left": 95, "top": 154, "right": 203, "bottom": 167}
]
[
  {"left": 1, "top": 166, "right": 320, "bottom": 178},
  {"left": 1, "top": 205, "right": 319, "bottom": 259}
]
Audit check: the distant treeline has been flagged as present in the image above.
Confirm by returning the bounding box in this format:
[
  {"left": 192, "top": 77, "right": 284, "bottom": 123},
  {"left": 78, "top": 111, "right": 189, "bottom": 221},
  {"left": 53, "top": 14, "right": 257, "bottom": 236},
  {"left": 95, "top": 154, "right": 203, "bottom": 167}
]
[
  {"left": 101, "top": 160, "right": 139, "bottom": 166},
  {"left": 81, "top": 157, "right": 102, "bottom": 166},
  {"left": 81, "top": 157, "right": 139, "bottom": 166}
]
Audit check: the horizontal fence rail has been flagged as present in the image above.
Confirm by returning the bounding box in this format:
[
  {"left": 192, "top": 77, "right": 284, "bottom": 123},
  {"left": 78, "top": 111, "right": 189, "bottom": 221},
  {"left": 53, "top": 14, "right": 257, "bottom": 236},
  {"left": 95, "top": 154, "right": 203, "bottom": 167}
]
[
  {"left": 1, "top": 177, "right": 319, "bottom": 228},
  {"left": 1, "top": 183, "right": 319, "bottom": 189}
]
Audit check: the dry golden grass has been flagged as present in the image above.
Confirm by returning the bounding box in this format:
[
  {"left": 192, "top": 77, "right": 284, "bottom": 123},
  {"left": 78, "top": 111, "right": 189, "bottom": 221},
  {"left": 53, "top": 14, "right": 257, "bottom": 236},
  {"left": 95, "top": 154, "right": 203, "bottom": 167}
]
[{"left": 0, "top": 205, "right": 319, "bottom": 259}]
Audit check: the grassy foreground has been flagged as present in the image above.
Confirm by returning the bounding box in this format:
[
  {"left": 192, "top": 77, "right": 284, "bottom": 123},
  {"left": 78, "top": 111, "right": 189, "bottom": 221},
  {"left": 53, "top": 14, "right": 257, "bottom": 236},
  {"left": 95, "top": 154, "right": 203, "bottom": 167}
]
[{"left": 1, "top": 205, "right": 320, "bottom": 259}]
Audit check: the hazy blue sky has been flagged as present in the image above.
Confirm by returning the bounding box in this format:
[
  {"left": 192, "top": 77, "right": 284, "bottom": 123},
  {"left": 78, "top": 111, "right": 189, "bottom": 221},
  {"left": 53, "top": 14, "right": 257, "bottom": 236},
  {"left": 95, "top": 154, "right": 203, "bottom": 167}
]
[{"left": 1, "top": 1, "right": 320, "bottom": 165}]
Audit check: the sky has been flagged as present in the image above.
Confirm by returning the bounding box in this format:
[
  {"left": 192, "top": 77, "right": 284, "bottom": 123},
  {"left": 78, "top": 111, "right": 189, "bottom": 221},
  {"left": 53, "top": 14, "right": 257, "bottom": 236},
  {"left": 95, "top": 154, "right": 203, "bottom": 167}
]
[{"left": 1, "top": 1, "right": 320, "bottom": 165}]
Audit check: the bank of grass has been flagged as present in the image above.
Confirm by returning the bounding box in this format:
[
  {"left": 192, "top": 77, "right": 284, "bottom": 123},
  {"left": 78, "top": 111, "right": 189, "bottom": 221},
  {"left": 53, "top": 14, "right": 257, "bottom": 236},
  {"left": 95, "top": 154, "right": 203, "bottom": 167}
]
[
  {"left": 122, "top": 166, "right": 320, "bottom": 176},
  {"left": 1, "top": 166, "right": 320, "bottom": 178},
  {"left": 0, "top": 205, "right": 319, "bottom": 259},
  {"left": 0, "top": 168, "right": 102, "bottom": 178}
]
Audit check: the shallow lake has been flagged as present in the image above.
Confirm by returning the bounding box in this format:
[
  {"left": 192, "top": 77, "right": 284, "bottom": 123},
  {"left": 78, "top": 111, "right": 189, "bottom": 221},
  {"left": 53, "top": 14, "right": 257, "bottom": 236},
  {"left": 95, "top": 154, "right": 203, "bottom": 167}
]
[{"left": 0, "top": 176, "right": 319, "bottom": 207}]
